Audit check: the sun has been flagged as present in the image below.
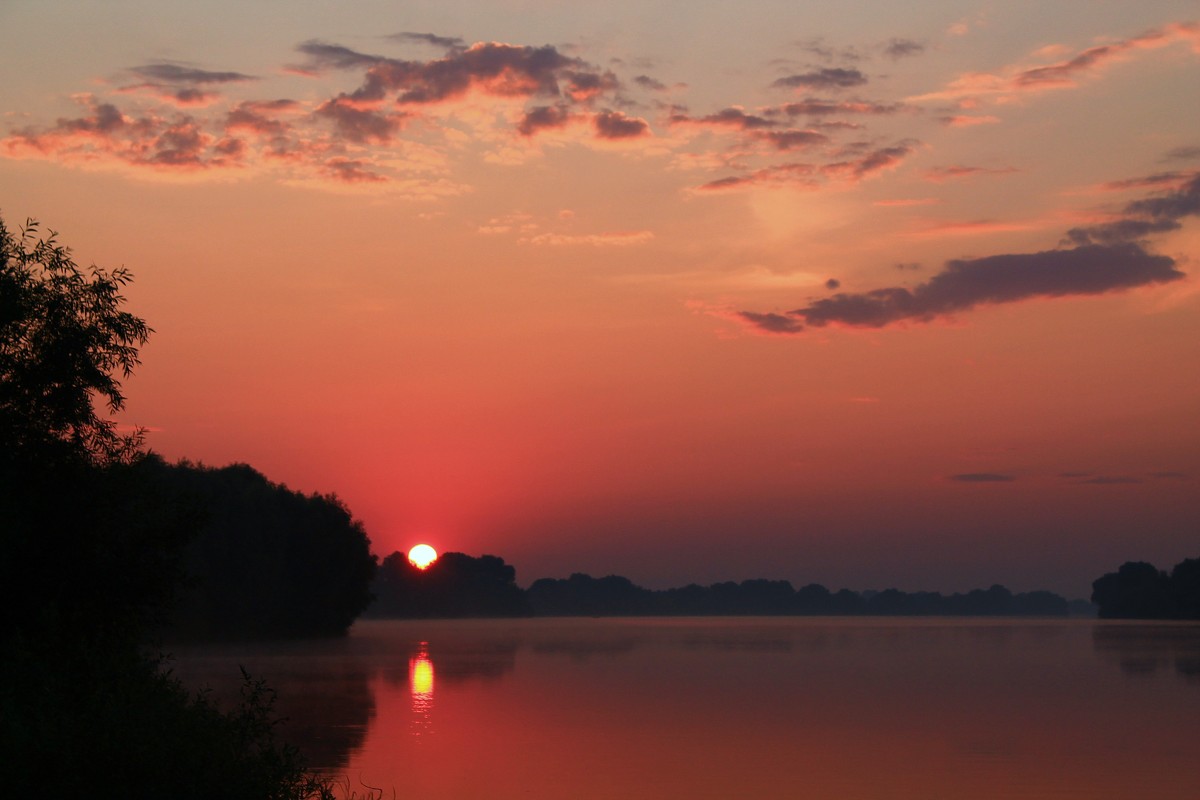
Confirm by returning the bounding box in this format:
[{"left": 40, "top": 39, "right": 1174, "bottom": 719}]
[{"left": 408, "top": 543, "right": 438, "bottom": 570}]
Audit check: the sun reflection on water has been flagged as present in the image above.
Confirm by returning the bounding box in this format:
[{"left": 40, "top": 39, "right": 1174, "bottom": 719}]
[{"left": 409, "top": 643, "right": 434, "bottom": 739}]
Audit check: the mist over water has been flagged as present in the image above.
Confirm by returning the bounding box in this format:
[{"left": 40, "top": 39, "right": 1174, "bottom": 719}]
[{"left": 173, "top": 618, "right": 1200, "bottom": 799}]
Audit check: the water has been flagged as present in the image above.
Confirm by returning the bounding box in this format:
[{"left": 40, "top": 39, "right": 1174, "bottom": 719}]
[{"left": 170, "top": 618, "right": 1200, "bottom": 799}]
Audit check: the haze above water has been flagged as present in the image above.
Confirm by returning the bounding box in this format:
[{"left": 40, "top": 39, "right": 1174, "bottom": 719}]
[{"left": 172, "top": 618, "right": 1200, "bottom": 799}]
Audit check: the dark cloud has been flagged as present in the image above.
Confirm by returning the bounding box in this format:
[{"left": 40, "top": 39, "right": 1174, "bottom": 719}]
[
  {"left": 129, "top": 63, "right": 255, "bottom": 85},
  {"left": 225, "top": 100, "right": 298, "bottom": 135},
  {"left": 395, "top": 43, "right": 584, "bottom": 104},
  {"left": 144, "top": 119, "right": 207, "bottom": 166},
  {"left": 778, "top": 99, "right": 904, "bottom": 117},
  {"left": 795, "top": 38, "right": 862, "bottom": 64},
  {"left": 1163, "top": 145, "right": 1200, "bottom": 162},
  {"left": 58, "top": 102, "right": 127, "bottom": 135},
  {"left": 389, "top": 32, "right": 465, "bottom": 51},
  {"left": 757, "top": 129, "right": 829, "bottom": 151},
  {"left": 672, "top": 108, "right": 778, "bottom": 130},
  {"left": 315, "top": 99, "right": 404, "bottom": 143},
  {"left": 295, "top": 41, "right": 385, "bottom": 71},
  {"left": 1082, "top": 476, "right": 1142, "bottom": 485},
  {"left": 300, "top": 41, "right": 606, "bottom": 109},
  {"left": 772, "top": 68, "right": 868, "bottom": 91},
  {"left": 565, "top": 70, "right": 621, "bottom": 101},
  {"left": 825, "top": 278, "right": 841, "bottom": 289},
  {"left": 739, "top": 242, "right": 1183, "bottom": 333},
  {"left": 737, "top": 311, "right": 805, "bottom": 334},
  {"left": 821, "top": 142, "right": 915, "bottom": 181},
  {"left": 695, "top": 162, "right": 818, "bottom": 192},
  {"left": 894, "top": 262, "right": 921, "bottom": 271},
  {"left": 323, "top": 157, "right": 386, "bottom": 183},
  {"left": 1124, "top": 173, "right": 1200, "bottom": 219},
  {"left": 949, "top": 473, "right": 1016, "bottom": 482},
  {"left": 634, "top": 74, "right": 668, "bottom": 91},
  {"left": 518, "top": 105, "right": 572, "bottom": 136},
  {"left": 1068, "top": 173, "right": 1200, "bottom": 245},
  {"left": 1065, "top": 218, "right": 1182, "bottom": 245},
  {"left": 593, "top": 110, "right": 649, "bottom": 139},
  {"left": 1099, "top": 171, "right": 1194, "bottom": 191},
  {"left": 884, "top": 38, "right": 925, "bottom": 59}
]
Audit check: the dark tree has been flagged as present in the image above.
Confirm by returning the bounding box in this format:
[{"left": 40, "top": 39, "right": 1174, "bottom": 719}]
[
  {"left": 1169, "top": 558, "right": 1200, "bottom": 619},
  {"left": 0, "top": 214, "right": 333, "bottom": 798},
  {"left": 155, "top": 459, "right": 377, "bottom": 640},
  {"left": 371, "top": 551, "right": 530, "bottom": 618},
  {"left": 1, "top": 217, "right": 149, "bottom": 463},
  {"left": 1092, "top": 561, "right": 1174, "bottom": 619}
]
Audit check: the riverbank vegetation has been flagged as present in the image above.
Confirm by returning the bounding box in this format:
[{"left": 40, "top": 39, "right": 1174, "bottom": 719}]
[{"left": 1, "top": 214, "right": 341, "bottom": 798}]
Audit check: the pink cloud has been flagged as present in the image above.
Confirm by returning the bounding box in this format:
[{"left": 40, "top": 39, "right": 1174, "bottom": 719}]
[
  {"left": 914, "top": 21, "right": 1200, "bottom": 102},
  {"left": 924, "top": 165, "right": 1017, "bottom": 183}
]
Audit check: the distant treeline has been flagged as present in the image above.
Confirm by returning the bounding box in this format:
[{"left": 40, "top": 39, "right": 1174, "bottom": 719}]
[
  {"left": 1092, "top": 558, "right": 1200, "bottom": 620},
  {"left": 526, "top": 574, "right": 1072, "bottom": 617},
  {"left": 367, "top": 554, "right": 1074, "bottom": 618}
]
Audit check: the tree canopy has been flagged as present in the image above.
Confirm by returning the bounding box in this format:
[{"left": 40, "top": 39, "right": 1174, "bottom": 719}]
[{"left": 1, "top": 215, "right": 149, "bottom": 463}]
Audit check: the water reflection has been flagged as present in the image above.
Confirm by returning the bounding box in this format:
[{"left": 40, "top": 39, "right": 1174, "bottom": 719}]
[
  {"left": 1092, "top": 622, "right": 1200, "bottom": 684},
  {"left": 408, "top": 642, "right": 434, "bottom": 738},
  {"left": 172, "top": 619, "right": 1200, "bottom": 799}
]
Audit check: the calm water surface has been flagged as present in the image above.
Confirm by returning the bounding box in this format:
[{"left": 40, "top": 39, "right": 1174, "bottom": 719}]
[{"left": 171, "top": 618, "right": 1200, "bottom": 799}]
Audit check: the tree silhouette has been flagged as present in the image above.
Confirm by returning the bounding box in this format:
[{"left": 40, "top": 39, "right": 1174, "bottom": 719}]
[
  {"left": 1, "top": 214, "right": 333, "bottom": 798},
  {"left": 1, "top": 216, "right": 149, "bottom": 463}
]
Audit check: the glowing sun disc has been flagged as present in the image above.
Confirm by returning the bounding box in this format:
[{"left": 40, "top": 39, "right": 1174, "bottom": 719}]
[{"left": 408, "top": 544, "right": 438, "bottom": 569}]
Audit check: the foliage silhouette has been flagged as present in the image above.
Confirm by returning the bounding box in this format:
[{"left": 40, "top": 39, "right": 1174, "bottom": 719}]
[
  {"left": 147, "top": 458, "right": 377, "bottom": 641},
  {"left": 1092, "top": 557, "right": 1200, "bottom": 619},
  {"left": 368, "top": 550, "right": 530, "bottom": 618},
  {"left": 1, "top": 216, "right": 149, "bottom": 463},
  {"left": 526, "top": 574, "right": 1069, "bottom": 617},
  {"left": 0, "top": 214, "right": 336, "bottom": 798}
]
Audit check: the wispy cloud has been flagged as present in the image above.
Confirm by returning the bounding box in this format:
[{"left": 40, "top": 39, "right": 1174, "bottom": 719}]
[
  {"left": 949, "top": 473, "right": 1016, "bottom": 482},
  {"left": 772, "top": 68, "right": 868, "bottom": 91},
  {"left": 912, "top": 21, "right": 1200, "bottom": 103},
  {"left": 734, "top": 178, "right": 1187, "bottom": 336}
]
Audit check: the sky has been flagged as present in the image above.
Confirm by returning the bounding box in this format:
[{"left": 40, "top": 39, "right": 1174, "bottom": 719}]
[{"left": 2, "top": 1, "right": 1198, "bottom": 597}]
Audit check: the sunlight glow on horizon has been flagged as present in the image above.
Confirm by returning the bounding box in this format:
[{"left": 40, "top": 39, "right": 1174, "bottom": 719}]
[{"left": 408, "top": 544, "right": 438, "bottom": 570}]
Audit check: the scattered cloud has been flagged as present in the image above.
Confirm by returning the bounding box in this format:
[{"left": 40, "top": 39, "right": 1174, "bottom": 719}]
[
  {"left": 884, "top": 38, "right": 925, "bottom": 60},
  {"left": 695, "top": 141, "right": 915, "bottom": 192},
  {"left": 1096, "top": 170, "right": 1197, "bottom": 192},
  {"left": 949, "top": 473, "right": 1016, "bottom": 482},
  {"left": 1163, "top": 145, "right": 1200, "bottom": 161},
  {"left": 757, "top": 129, "right": 829, "bottom": 151},
  {"left": 924, "top": 165, "right": 1017, "bottom": 182},
  {"left": 672, "top": 107, "right": 778, "bottom": 130},
  {"left": 736, "top": 239, "right": 1184, "bottom": 334},
  {"left": 593, "top": 110, "right": 650, "bottom": 139},
  {"left": 939, "top": 114, "right": 999, "bottom": 127},
  {"left": 912, "top": 21, "right": 1200, "bottom": 103},
  {"left": 777, "top": 98, "right": 907, "bottom": 117},
  {"left": 633, "top": 74, "right": 668, "bottom": 91},
  {"left": 1066, "top": 173, "right": 1200, "bottom": 245},
  {"left": 128, "top": 63, "right": 255, "bottom": 85},
  {"left": 517, "top": 104, "right": 573, "bottom": 136},
  {"left": 387, "top": 32, "right": 466, "bottom": 51},
  {"left": 772, "top": 68, "right": 868, "bottom": 91}
]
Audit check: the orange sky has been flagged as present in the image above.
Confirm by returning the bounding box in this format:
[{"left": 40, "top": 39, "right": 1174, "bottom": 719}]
[{"left": 2, "top": 1, "right": 1198, "bottom": 596}]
